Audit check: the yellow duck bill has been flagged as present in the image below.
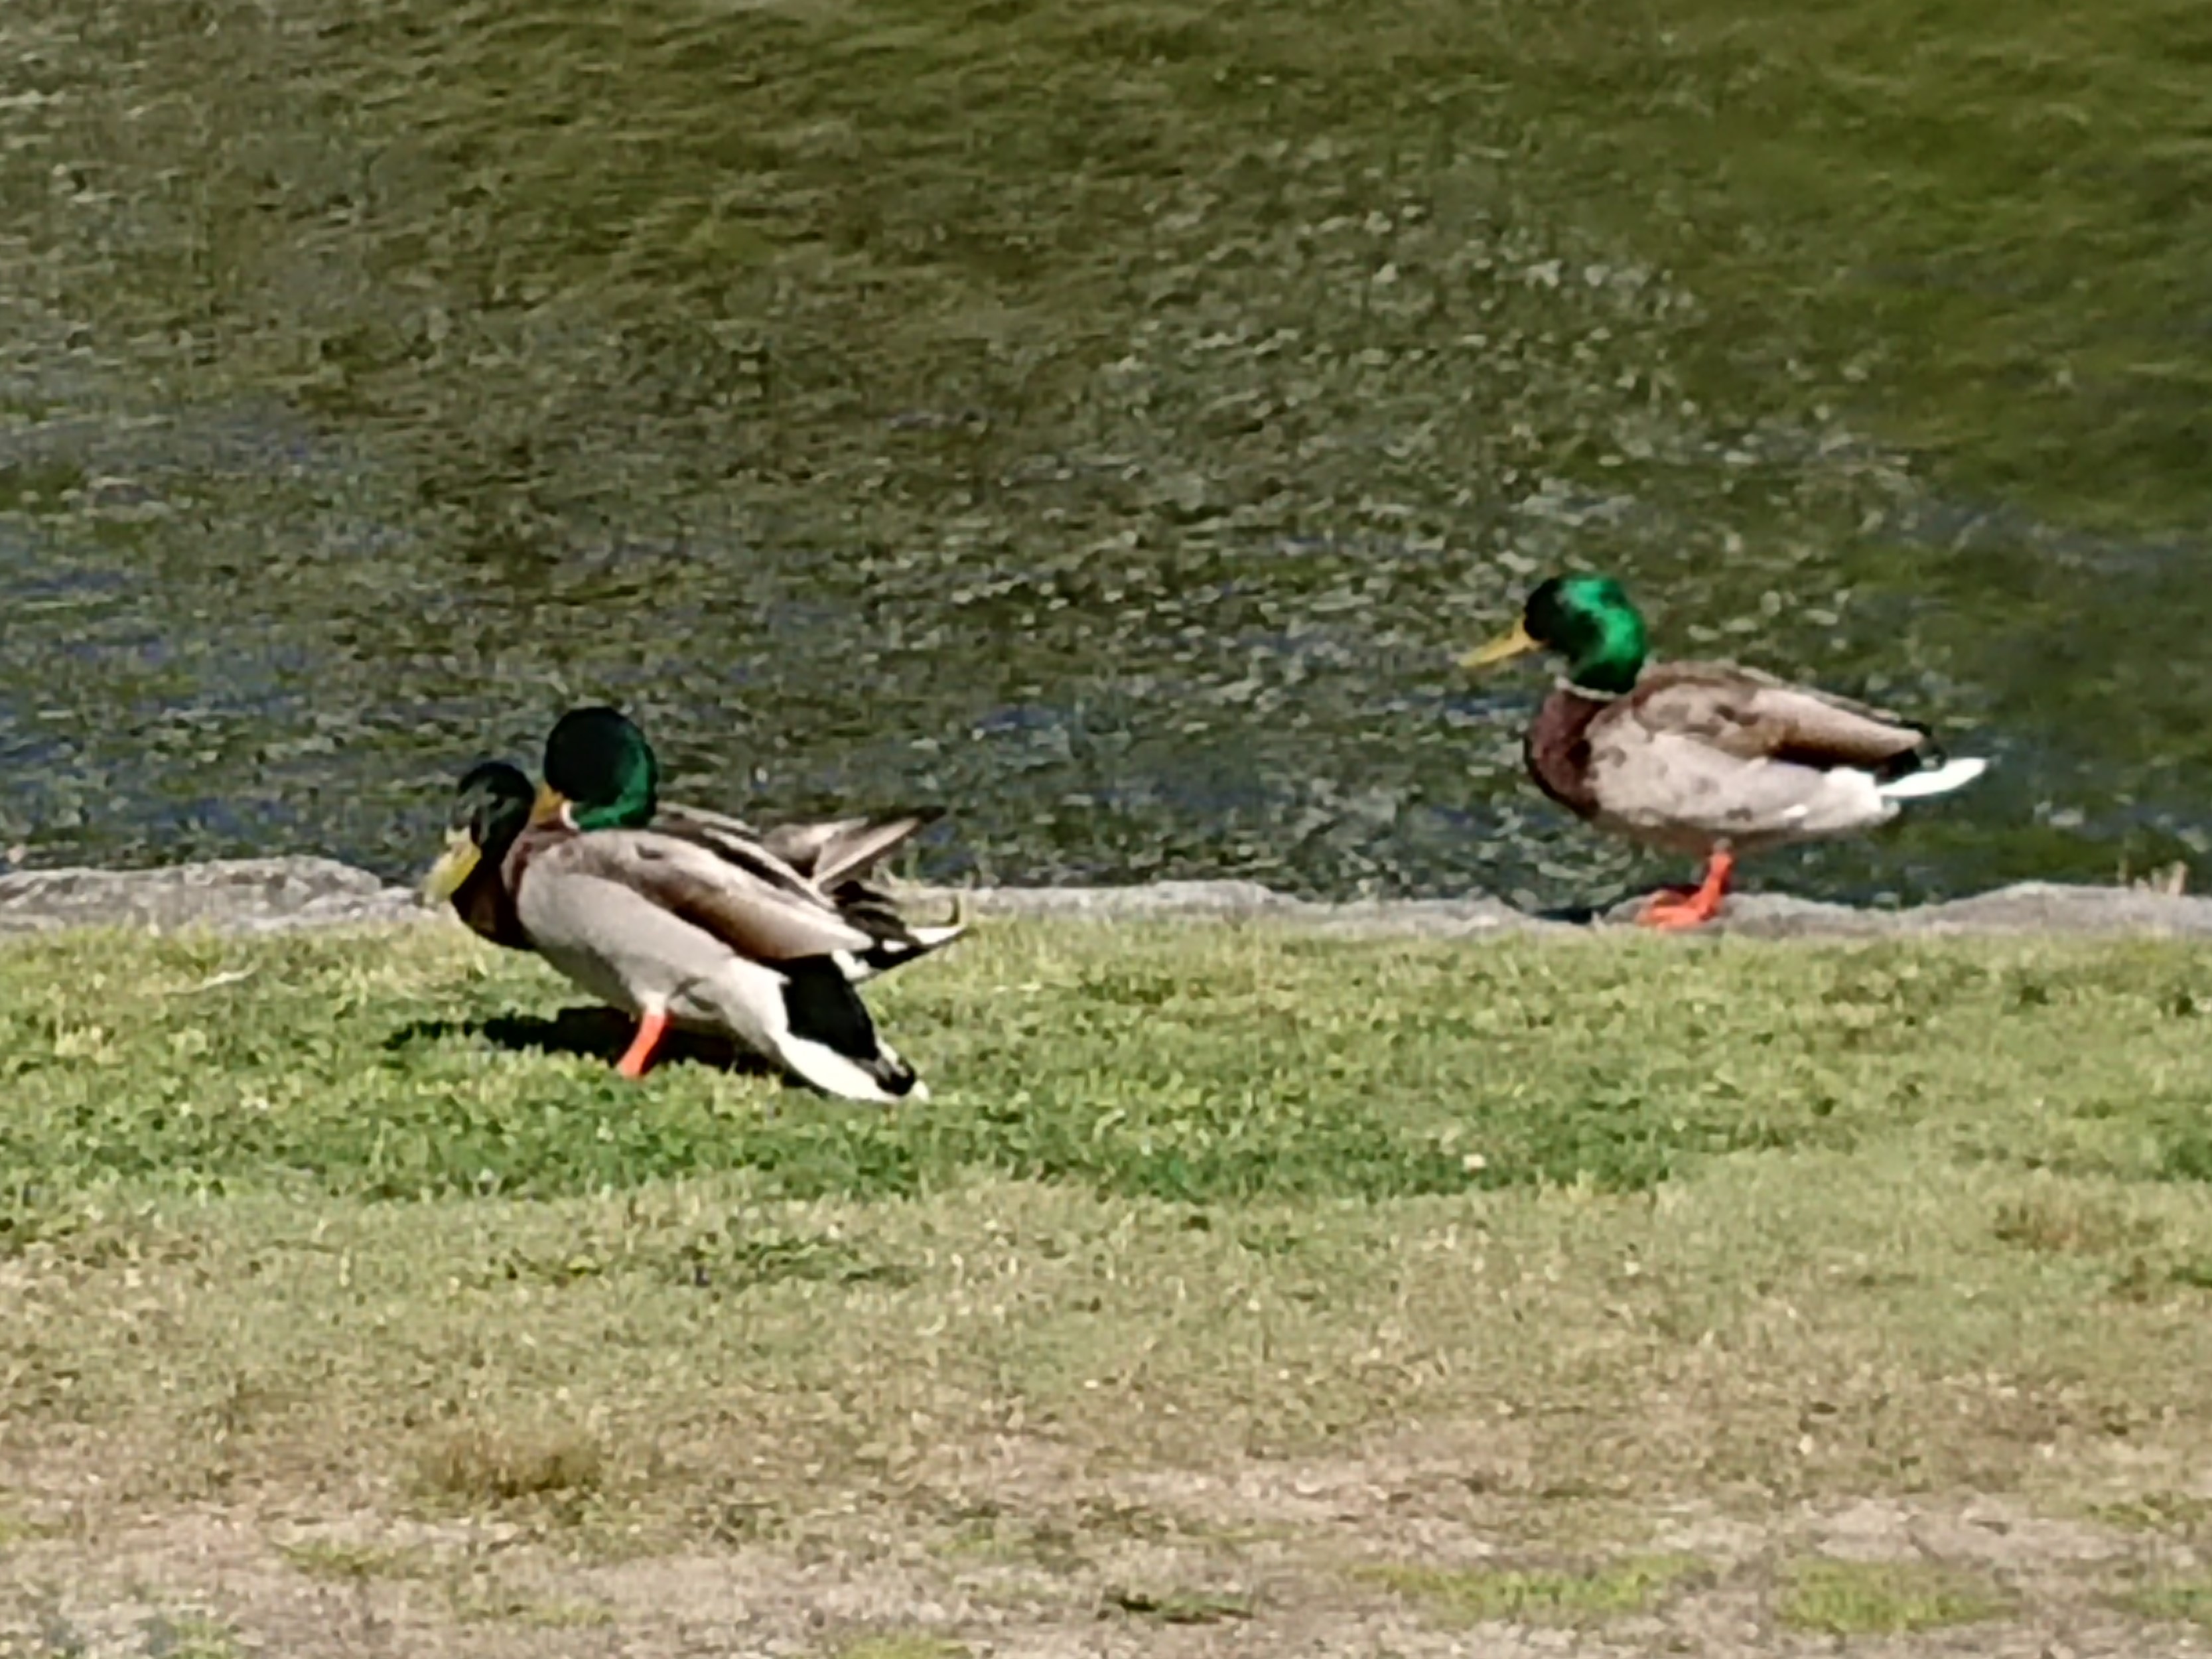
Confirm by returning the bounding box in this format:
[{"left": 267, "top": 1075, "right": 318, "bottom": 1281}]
[
  {"left": 1458, "top": 619, "right": 1542, "bottom": 670},
  {"left": 421, "top": 828, "right": 482, "bottom": 904}
]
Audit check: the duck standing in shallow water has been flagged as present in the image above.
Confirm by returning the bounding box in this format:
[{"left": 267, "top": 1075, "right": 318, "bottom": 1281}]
[
  {"left": 422, "top": 710, "right": 961, "bottom": 1101},
  {"left": 1460, "top": 575, "right": 1989, "bottom": 928}
]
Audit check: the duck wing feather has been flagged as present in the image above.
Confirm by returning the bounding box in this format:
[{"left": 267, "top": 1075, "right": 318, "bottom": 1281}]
[
  {"left": 1583, "top": 661, "right": 1933, "bottom": 843},
  {"left": 524, "top": 828, "right": 874, "bottom": 962},
  {"left": 1623, "top": 660, "right": 1929, "bottom": 768}
]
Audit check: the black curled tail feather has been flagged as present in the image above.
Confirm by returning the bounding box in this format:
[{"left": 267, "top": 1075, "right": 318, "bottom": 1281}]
[
  {"left": 1872, "top": 721, "right": 1946, "bottom": 785},
  {"left": 777, "top": 958, "right": 922, "bottom": 1097}
]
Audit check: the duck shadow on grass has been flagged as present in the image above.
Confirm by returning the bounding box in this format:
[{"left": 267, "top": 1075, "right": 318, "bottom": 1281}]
[{"left": 385, "top": 1007, "right": 780, "bottom": 1078}]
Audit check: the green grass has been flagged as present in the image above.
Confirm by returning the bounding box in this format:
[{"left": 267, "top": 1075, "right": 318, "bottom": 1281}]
[
  {"left": 2114, "top": 1577, "right": 2212, "bottom": 1627},
  {"left": 5, "top": 918, "right": 2212, "bottom": 1651},
  {"left": 137, "top": 1614, "right": 245, "bottom": 1659},
  {"left": 1778, "top": 1559, "right": 2012, "bottom": 1635},
  {"left": 8, "top": 920, "right": 2212, "bottom": 1221},
  {"left": 2091, "top": 1492, "right": 2212, "bottom": 1536},
  {"left": 1359, "top": 1555, "right": 1704, "bottom": 1626}
]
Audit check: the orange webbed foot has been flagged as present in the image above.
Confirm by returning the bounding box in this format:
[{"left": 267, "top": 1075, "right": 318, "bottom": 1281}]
[
  {"left": 615, "top": 1007, "right": 671, "bottom": 1079},
  {"left": 1633, "top": 849, "right": 1735, "bottom": 931}
]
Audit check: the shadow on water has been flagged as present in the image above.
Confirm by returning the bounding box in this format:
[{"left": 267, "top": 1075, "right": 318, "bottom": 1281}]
[{"left": 385, "top": 1008, "right": 778, "bottom": 1078}]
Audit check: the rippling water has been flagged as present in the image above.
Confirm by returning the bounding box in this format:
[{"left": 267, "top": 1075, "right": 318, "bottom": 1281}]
[{"left": 1, "top": 0, "right": 2207, "bottom": 907}]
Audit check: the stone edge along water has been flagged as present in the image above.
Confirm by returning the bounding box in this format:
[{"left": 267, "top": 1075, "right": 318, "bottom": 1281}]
[{"left": 1, "top": 855, "right": 2211, "bottom": 940}]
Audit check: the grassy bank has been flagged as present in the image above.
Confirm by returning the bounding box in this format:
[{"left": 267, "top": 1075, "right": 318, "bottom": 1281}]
[{"left": 5, "top": 919, "right": 2212, "bottom": 1655}]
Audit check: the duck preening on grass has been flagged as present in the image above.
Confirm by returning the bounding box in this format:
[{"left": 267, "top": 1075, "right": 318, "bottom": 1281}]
[
  {"left": 1461, "top": 575, "right": 1990, "bottom": 928},
  {"left": 537, "top": 705, "right": 964, "bottom": 985},
  {"left": 421, "top": 707, "right": 964, "bottom": 1102}
]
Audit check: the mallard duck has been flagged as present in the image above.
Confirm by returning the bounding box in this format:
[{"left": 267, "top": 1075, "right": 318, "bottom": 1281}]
[
  {"left": 431, "top": 713, "right": 965, "bottom": 976},
  {"left": 537, "top": 705, "right": 965, "bottom": 983},
  {"left": 1460, "top": 575, "right": 1989, "bottom": 928},
  {"left": 437, "top": 760, "right": 536, "bottom": 951},
  {"left": 421, "top": 713, "right": 962, "bottom": 1102}
]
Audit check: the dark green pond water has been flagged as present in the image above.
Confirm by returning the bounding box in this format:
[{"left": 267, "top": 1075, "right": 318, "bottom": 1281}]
[{"left": 1, "top": 0, "right": 2208, "bottom": 908}]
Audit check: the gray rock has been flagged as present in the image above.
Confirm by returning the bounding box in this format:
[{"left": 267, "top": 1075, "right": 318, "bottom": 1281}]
[
  {"left": 1593, "top": 881, "right": 2212, "bottom": 939},
  {"left": 0, "top": 859, "right": 2207, "bottom": 944},
  {"left": 1898, "top": 881, "right": 2212, "bottom": 937},
  {"left": 0, "top": 856, "right": 423, "bottom": 936},
  {"left": 947, "top": 878, "right": 2212, "bottom": 942},
  {"left": 913, "top": 881, "right": 1559, "bottom": 936},
  {"left": 939, "top": 879, "right": 1300, "bottom": 920}
]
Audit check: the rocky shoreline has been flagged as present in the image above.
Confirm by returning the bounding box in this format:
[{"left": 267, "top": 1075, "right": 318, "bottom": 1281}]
[{"left": 1, "top": 855, "right": 2211, "bottom": 940}]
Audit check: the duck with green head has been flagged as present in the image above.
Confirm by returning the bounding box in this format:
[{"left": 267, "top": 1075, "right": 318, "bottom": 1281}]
[
  {"left": 537, "top": 706, "right": 965, "bottom": 982},
  {"left": 431, "top": 760, "right": 536, "bottom": 950},
  {"left": 422, "top": 707, "right": 963, "bottom": 1100},
  {"left": 1461, "top": 575, "right": 1989, "bottom": 927}
]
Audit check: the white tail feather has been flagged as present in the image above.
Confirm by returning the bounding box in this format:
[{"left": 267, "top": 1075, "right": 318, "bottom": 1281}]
[
  {"left": 1878, "top": 757, "right": 1990, "bottom": 802},
  {"left": 769, "top": 1031, "right": 924, "bottom": 1105}
]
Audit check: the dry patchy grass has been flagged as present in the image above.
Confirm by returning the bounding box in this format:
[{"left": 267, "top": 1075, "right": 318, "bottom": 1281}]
[
  {"left": 1, "top": 919, "right": 2211, "bottom": 1655},
  {"left": 1357, "top": 1555, "right": 1707, "bottom": 1627},
  {"left": 1779, "top": 1559, "right": 2014, "bottom": 1635}
]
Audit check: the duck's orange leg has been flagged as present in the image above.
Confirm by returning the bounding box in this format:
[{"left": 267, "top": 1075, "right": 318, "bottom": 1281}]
[
  {"left": 1639, "top": 849, "right": 1735, "bottom": 930},
  {"left": 616, "top": 1006, "right": 671, "bottom": 1079}
]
